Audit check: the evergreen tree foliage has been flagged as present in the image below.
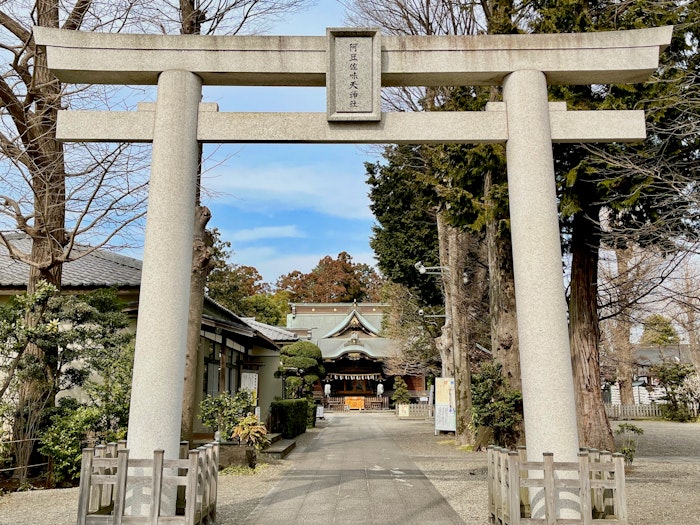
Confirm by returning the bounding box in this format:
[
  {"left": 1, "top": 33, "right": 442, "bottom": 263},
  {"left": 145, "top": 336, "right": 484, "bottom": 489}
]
[
  {"left": 277, "top": 341, "right": 325, "bottom": 398},
  {"left": 366, "top": 146, "right": 443, "bottom": 307},
  {"left": 652, "top": 362, "right": 695, "bottom": 422},
  {"left": 0, "top": 285, "right": 135, "bottom": 486},
  {"left": 471, "top": 363, "right": 523, "bottom": 448},
  {"left": 528, "top": 0, "right": 699, "bottom": 449},
  {"left": 391, "top": 376, "right": 411, "bottom": 405},
  {"left": 641, "top": 314, "right": 681, "bottom": 346}
]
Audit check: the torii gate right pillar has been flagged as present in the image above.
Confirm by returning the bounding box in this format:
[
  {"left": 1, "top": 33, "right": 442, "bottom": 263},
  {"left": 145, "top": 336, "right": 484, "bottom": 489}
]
[{"left": 503, "top": 70, "right": 580, "bottom": 465}]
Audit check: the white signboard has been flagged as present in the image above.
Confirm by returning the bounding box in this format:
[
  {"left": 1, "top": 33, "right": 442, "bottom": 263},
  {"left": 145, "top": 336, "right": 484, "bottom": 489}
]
[
  {"left": 434, "top": 377, "right": 456, "bottom": 434},
  {"left": 240, "top": 372, "right": 259, "bottom": 405}
]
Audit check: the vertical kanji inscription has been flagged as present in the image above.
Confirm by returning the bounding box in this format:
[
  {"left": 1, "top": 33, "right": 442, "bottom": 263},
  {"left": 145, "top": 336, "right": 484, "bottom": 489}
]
[{"left": 327, "top": 28, "right": 381, "bottom": 121}]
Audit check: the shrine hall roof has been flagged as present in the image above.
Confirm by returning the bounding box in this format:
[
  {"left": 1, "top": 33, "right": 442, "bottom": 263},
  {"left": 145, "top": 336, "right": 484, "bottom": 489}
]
[{"left": 318, "top": 337, "right": 392, "bottom": 360}]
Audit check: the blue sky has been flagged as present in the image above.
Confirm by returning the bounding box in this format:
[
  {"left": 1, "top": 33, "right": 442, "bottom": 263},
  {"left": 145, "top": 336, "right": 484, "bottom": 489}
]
[{"left": 199, "top": 1, "right": 381, "bottom": 285}]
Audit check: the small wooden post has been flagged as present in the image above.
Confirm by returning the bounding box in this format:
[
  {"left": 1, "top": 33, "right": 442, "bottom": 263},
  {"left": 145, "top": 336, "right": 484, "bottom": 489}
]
[
  {"left": 196, "top": 447, "right": 206, "bottom": 518},
  {"left": 185, "top": 449, "right": 199, "bottom": 525},
  {"left": 500, "top": 448, "right": 509, "bottom": 523},
  {"left": 578, "top": 451, "right": 592, "bottom": 525},
  {"left": 600, "top": 451, "right": 614, "bottom": 516},
  {"left": 202, "top": 445, "right": 212, "bottom": 517},
  {"left": 508, "top": 451, "right": 521, "bottom": 525},
  {"left": 112, "top": 448, "right": 129, "bottom": 525},
  {"left": 150, "top": 449, "right": 165, "bottom": 523},
  {"left": 90, "top": 445, "right": 106, "bottom": 513},
  {"left": 517, "top": 446, "right": 529, "bottom": 516},
  {"left": 543, "top": 452, "right": 556, "bottom": 525},
  {"left": 209, "top": 443, "right": 219, "bottom": 521},
  {"left": 77, "top": 448, "right": 94, "bottom": 525},
  {"left": 487, "top": 447, "right": 496, "bottom": 519},
  {"left": 104, "top": 442, "right": 119, "bottom": 508},
  {"left": 177, "top": 441, "right": 189, "bottom": 512},
  {"left": 613, "top": 453, "right": 628, "bottom": 523},
  {"left": 588, "top": 449, "right": 602, "bottom": 516}
]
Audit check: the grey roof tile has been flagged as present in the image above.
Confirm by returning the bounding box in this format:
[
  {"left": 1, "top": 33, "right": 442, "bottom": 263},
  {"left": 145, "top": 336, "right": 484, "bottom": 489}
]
[
  {"left": 0, "top": 232, "right": 141, "bottom": 287},
  {"left": 241, "top": 317, "right": 299, "bottom": 343}
]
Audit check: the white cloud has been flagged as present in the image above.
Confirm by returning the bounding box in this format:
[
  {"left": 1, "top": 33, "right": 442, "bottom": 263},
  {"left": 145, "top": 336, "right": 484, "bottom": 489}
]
[
  {"left": 230, "top": 225, "right": 305, "bottom": 243},
  {"left": 201, "top": 154, "right": 373, "bottom": 220},
  {"left": 234, "top": 248, "right": 322, "bottom": 283},
  {"left": 232, "top": 246, "right": 378, "bottom": 284}
]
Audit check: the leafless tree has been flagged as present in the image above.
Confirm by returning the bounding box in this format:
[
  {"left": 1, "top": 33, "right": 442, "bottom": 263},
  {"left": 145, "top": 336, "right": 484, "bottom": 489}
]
[
  {"left": 598, "top": 245, "right": 687, "bottom": 404},
  {"left": 380, "top": 281, "right": 442, "bottom": 378},
  {"left": 173, "top": 0, "right": 315, "bottom": 445},
  {"left": 0, "top": 0, "right": 315, "bottom": 477}
]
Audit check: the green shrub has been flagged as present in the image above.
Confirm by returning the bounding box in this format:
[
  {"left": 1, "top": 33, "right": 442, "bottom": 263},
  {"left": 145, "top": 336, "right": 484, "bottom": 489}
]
[
  {"left": 199, "top": 390, "right": 254, "bottom": 439},
  {"left": 471, "top": 363, "right": 523, "bottom": 448},
  {"left": 39, "top": 404, "right": 104, "bottom": 485},
  {"left": 270, "top": 399, "right": 308, "bottom": 438},
  {"left": 232, "top": 413, "right": 270, "bottom": 451},
  {"left": 615, "top": 423, "right": 644, "bottom": 465},
  {"left": 306, "top": 399, "right": 317, "bottom": 428},
  {"left": 653, "top": 363, "right": 696, "bottom": 422},
  {"left": 231, "top": 413, "right": 271, "bottom": 468}
]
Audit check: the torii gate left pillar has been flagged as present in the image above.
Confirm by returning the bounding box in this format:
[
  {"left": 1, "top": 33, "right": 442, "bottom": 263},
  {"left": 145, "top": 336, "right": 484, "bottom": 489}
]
[
  {"left": 35, "top": 25, "right": 671, "bottom": 518},
  {"left": 126, "top": 70, "right": 202, "bottom": 463}
]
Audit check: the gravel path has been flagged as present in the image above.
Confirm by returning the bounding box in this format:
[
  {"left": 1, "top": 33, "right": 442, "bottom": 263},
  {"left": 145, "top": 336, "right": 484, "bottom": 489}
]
[{"left": 1, "top": 416, "right": 699, "bottom": 524}]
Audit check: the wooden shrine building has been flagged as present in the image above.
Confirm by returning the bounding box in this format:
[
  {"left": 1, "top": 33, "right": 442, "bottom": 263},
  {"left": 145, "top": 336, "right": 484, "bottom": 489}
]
[{"left": 286, "top": 302, "right": 426, "bottom": 408}]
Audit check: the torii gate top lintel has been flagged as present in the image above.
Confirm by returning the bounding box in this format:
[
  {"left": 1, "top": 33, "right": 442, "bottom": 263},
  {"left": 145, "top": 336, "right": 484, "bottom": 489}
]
[{"left": 34, "top": 25, "right": 672, "bottom": 87}]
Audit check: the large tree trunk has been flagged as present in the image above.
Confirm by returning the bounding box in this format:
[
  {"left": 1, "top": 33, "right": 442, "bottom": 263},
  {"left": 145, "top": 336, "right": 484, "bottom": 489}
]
[
  {"left": 686, "top": 314, "right": 700, "bottom": 374},
  {"left": 179, "top": 1, "right": 212, "bottom": 446},
  {"left": 438, "top": 212, "right": 474, "bottom": 446},
  {"left": 612, "top": 247, "right": 635, "bottom": 406},
  {"left": 13, "top": 0, "right": 67, "bottom": 485},
  {"left": 569, "top": 203, "right": 613, "bottom": 451},
  {"left": 181, "top": 205, "right": 214, "bottom": 444},
  {"left": 27, "top": 0, "right": 66, "bottom": 293},
  {"left": 485, "top": 171, "right": 520, "bottom": 391},
  {"left": 435, "top": 212, "right": 454, "bottom": 378},
  {"left": 676, "top": 264, "right": 700, "bottom": 373}
]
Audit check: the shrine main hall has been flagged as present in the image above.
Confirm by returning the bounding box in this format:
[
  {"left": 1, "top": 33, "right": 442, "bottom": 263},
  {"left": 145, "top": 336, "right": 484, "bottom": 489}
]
[{"left": 286, "top": 302, "right": 427, "bottom": 408}]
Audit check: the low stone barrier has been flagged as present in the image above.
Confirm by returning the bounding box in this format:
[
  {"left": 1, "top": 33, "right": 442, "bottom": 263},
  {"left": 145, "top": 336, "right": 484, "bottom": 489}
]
[
  {"left": 396, "top": 403, "right": 433, "bottom": 419},
  {"left": 76, "top": 441, "right": 218, "bottom": 525},
  {"left": 488, "top": 446, "right": 627, "bottom": 525},
  {"left": 604, "top": 404, "right": 662, "bottom": 419}
]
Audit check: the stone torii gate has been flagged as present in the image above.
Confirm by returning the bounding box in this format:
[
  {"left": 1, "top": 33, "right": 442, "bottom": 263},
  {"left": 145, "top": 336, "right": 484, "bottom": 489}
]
[{"left": 36, "top": 24, "right": 670, "bottom": 513}]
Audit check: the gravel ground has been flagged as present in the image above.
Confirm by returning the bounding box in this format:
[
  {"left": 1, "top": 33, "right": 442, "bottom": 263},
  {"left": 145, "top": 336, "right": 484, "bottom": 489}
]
[{"left": 1, "top": 417, "right": 699, "bottom": 525}]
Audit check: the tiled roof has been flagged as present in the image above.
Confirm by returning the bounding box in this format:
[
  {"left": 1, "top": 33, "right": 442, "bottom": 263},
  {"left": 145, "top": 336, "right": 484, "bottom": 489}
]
[
  {"left": 320, "top": 309, "right": 381, "bottom": 339},
  {"left": 241, "top": 317, "right": 299, "bottom": 343},
  {"left": 318, "top": 337, "right": 391, "bottom": 359},
  {"left": 0, "top": 232, "right": 141, "bottom": 287}
]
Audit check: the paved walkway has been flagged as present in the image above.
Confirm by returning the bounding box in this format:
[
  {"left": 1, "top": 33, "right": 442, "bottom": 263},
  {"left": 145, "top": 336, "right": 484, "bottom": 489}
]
[{"left": 244, "top": 413, "right": 466, "bottom": 525}]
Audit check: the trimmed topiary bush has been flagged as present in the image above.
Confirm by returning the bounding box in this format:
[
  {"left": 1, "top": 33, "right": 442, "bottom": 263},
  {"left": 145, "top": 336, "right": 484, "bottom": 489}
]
[{"left": 270, "top": 399, "right": 308, "bottom": 438}]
